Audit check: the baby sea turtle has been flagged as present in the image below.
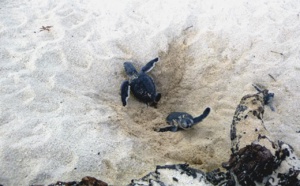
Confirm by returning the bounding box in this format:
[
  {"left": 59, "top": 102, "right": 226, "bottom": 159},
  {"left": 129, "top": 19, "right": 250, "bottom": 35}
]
[
  {"left": 252, "top": 84, "right": 275, "bottom": 111},
  {"left": 155, "top": 107, "right": 211, "bottom": 132},
  {"left": 121, "top": 58, "right": 161, "bottom": 107}
]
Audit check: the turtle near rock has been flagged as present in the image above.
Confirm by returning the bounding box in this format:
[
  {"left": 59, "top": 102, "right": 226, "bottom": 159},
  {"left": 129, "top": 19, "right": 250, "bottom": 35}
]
[
  {"left": 155, "top": 107, "right": 211, "bottom": 132},
  {"left": 129, "top": 86, "right": 300, "bottom": 186}
]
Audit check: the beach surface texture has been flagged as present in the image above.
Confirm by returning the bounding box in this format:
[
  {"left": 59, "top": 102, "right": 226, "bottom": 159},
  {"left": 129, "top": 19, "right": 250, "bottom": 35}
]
[{"left": 0, "top": 0, "right": 300, "bottom": 185}]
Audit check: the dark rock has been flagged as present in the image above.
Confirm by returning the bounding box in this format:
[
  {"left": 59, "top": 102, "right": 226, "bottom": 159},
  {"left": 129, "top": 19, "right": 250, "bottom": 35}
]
[
  {"left": 223, "top": 144, "right": 275, "bottom": 186},
  {"left": 48, "top": 176, "right": 108, "bottom": 186}
]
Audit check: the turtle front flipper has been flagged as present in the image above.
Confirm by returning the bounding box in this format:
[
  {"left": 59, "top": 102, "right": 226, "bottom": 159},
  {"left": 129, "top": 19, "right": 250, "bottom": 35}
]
[
  {"left": 141, "top": 57, "right": 159, "bottom": 73},
  {"left": 154, "top": 125, "right": 179, "bottom": 132},
  {"left": 121, "top": 80, "right": 130, "bottom": 106},
  {"left": 192, "top": 107, "right": 211, "bottom": 124},
  {"left": 155, "top": 93, "right": 161, "bottom": 103}
]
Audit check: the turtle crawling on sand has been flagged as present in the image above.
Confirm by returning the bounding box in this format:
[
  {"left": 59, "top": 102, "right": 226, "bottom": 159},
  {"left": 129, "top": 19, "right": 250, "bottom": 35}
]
[
  {"left": 155, "top": 107, "right": 211, "bottom": 132},
  {"left": 121, "top": 58, "right": 161, "bottom": 107}
]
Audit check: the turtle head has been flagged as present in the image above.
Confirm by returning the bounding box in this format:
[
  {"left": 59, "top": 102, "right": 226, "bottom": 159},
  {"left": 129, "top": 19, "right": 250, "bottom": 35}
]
[{"left": 124, "top": 62, "right": 138, "bottom": 77}]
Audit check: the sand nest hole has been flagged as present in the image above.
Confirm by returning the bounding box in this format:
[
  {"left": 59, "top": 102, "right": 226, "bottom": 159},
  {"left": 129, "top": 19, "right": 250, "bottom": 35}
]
[{"left": 111, "top": 37, "right": 230, "bottom": 170}]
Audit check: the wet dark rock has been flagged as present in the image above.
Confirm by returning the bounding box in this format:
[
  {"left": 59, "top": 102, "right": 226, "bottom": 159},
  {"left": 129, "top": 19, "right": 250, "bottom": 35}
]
[
  {"left": 267, "top": 169, "right": 300, "bottom": 186},
  {"left": 48, "top": 176, "right": 108, "bottom": 186},
  {"left": 223, "top": 144, "right": 275, "bottom": 186},
  {"left": 206, "top": 168, "right": 232, "bottom": 185}
]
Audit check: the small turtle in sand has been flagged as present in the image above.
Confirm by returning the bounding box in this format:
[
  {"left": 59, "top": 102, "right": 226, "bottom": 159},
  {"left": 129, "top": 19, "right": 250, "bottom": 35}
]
[
  {"left": 121, "top": 58, "right": 161, "bottom": 107},
  {"left": 252, "top": 84, "right": 275, "bottom": 111},
  {"left": 155, "top": 107, "right": 211, "bottom": 132}
]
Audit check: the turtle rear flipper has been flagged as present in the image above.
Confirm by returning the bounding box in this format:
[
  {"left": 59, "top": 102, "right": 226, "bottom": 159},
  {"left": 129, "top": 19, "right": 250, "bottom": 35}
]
[
  {"left": 155, "top": 93, "right": 161, "bottom": 103},
  {"left": 154, "top": 125, "right": 179, "bottom": 132},
  {"left": 141, "top": 57, "right": 159, "bottom": 73},
  {"left": 192, "top": 107, "right": 211, "bottom": 124},
  {"left": 121, "top": 80, "right": 130, "bottom": 106}
]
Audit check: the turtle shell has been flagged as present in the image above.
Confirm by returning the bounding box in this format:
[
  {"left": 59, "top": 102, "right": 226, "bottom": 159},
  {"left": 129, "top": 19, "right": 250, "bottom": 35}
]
[
  {"left": 166, "top": 112, "right": 194, "bottom": 129},
  {"left": 130, "top": 73, "right": 157, "bottom": 104}
]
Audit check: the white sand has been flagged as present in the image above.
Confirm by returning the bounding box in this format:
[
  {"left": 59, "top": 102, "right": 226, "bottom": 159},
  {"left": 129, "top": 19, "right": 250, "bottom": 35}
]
[{"left": 0, "top": 0, "right": 300, "bottom": 185}]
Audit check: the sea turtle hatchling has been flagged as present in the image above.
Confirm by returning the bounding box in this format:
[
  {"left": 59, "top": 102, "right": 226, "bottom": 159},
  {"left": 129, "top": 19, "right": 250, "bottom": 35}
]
[
  {"left": 155, "top": 107, "right": 211, "bottom": 132},
  {"left": 252, "top": 84, "right": 275, "bottom": 111},
  {"left": 121, "top": 57, "right": 161, "bottom": 107}
]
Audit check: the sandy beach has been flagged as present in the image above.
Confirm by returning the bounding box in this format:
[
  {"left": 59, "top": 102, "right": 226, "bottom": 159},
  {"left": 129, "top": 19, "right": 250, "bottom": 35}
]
[{"left": 0, "top": 0, "right": 300, "bottom": 185}]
